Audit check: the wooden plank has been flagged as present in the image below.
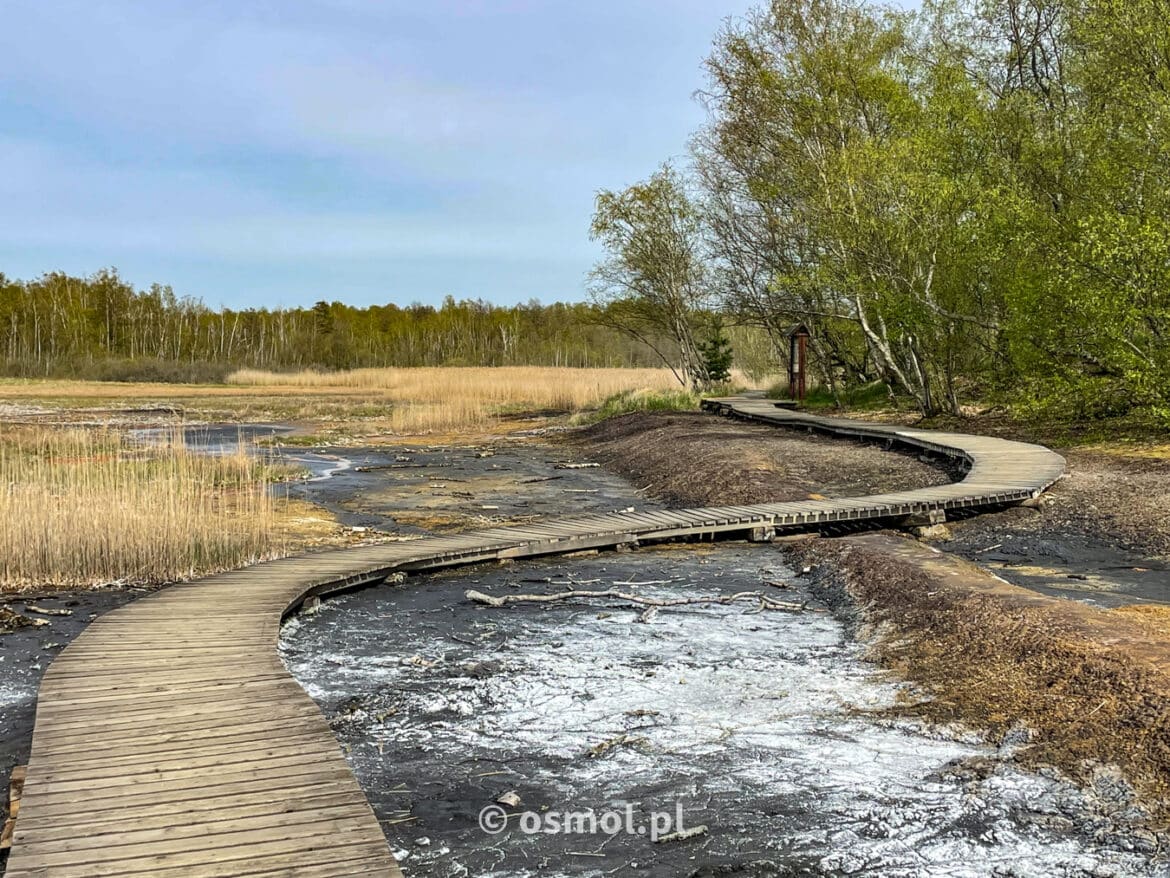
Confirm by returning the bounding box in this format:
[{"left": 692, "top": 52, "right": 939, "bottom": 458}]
[
  {"left": 0, "top": 765, "right": 27, "bottom": 851},
  {"left": 14, "top": 776, "right": 370, "bottom": 833},
  {"left": 13, "top": 788, "right": 381, "bottom": 843}
]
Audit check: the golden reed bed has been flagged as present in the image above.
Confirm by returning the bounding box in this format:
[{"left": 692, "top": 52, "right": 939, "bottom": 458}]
[
  {"left": 0, "top": 426, "right": 282, "bottom": 590},
  {"left": 225, "top": 366, "right": 769, "bottom": 432},
  {"left": 226, "top": 366, "right": 682, "bottom": 432}
]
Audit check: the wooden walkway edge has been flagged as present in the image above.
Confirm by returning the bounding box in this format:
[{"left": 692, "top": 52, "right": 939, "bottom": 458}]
[{"left": 3, "top": 399, "right": 1065, "bottom": 877}]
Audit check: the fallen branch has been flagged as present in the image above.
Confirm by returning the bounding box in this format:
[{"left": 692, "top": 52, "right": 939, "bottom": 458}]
[
  {"left": 25, "top": 604, "right": 71, "bottom": 617},
  {"left": 465, "top": 589, "right": 803, "bottom": 613},
  {"left": 587, "top": 733, "right": 648, "bottom": 758},
  {"left": 655, "top": 824, "right": 708, "bottom": 844}
]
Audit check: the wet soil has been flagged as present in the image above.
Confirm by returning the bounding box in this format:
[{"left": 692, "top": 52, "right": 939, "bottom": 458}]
[
  {"left": 277, "top": 440, "right": 657, "bottom": 536},
  {"left": 282, "top": 546, "right": 1164, "bottom": 877},
  {"left": 571, "top": 413, "right": 956, "bottom": 506},
  {"left": 940, "top": 449, "right": 1170, "bottom": 607},
  {"left": 274, "top": 417, "right": 1170, "bottom": 875}
]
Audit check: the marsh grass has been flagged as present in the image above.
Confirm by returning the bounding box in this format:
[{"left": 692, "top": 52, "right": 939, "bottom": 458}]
[
  {"left": 227, "top": 366, "right": 681, "bottom": 432},
  {"left": 571, "top": 388, "right": 702, "bottom": 424},
  {"left": 3, "top": 368, "right": 778, "bottom": 435},
  {"left": 0, "top": 425, "right": 285, "bottom": 590},
  {"left": 227, "top": 366, "right": 771, "bottom": 433}
]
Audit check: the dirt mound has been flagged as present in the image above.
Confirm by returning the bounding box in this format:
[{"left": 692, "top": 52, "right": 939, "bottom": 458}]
[{"left": 571, "top": 411, "right": 952, "bottom": 507}]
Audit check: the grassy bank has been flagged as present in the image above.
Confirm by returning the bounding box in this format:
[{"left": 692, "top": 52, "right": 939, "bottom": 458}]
[
  {"left": 0, "top": 367, "right": 768, "bottom": 437},
  {"left": 797, "top": 534, "right": 1170, "bottom": 817},
  {"left": 226, "top": 366, "right": 687, "bottom": 433},
  {"left": 0, "top": 425, "right": 299, "bottom": 590}
]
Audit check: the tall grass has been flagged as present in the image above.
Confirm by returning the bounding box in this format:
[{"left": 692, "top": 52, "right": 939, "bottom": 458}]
[
  {"left": 573, "top": 388, "right": 702, "bottom": 423},
  {"left": 226, "top": 366, "right": 771, "bottom": 432},
  {"left": 0, "top": 425, "right": 281, "bottom": 590}
]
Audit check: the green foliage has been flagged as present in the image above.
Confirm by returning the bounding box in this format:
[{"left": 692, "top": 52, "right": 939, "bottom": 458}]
[
  {"left": 688, "top": 0, "right": 1170, "bottom": 424},
  {"left": 589, "top": 165, "right": 715, "bottom": 389},
  {"left": 803, "top": 381, "right": 896, "bottom": 411},
  {"left": 766, "top": 378, "right": 893, "bottom": 410},
  {"left": 697, "top": 318, "right": 734, "bottom": 383},
  {"left": 575, "top": 388, "right": 701, "bottom": 424}
]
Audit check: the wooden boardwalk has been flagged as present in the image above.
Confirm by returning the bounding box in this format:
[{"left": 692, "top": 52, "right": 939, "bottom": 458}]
[{"left": 4, "top": 399, "right": 1065, "bottom": 877}]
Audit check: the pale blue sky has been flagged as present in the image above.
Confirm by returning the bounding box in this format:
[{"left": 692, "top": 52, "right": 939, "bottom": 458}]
[{"left": 1, "top": 2, "right": 914, "bottom": 309}]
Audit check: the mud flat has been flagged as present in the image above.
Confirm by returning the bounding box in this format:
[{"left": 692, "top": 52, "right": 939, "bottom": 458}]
[
  {"left": 281, "top": 546, "right": 1162, "bottom": 876},
  {"left": 278, "top": 439, "right": 659, "bottom": 535},
  {"left": 939, "top": 447, "right": 1170, "bottom": 607}
]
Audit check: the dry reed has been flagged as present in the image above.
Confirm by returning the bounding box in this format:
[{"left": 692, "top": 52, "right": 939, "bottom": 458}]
[
  {"left": 226, "top": 366, "right": 766, "bottom": 433},
  {"left": 0, "top": 425, "right": 282, "bottom": 590}
]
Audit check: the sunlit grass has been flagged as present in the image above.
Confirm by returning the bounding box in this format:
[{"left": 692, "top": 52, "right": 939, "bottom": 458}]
[
  {"left": 1, "top": 368, "right": 779, "bottom": 435},
  {"left": 570, "top": 388, "right": 702, "bottom": 424},
  {"left": 0, "top": 425, "right": 289, "bottom": 590},
  {"left": 226, "top": 366, "right": 773, "bottom": 433}
]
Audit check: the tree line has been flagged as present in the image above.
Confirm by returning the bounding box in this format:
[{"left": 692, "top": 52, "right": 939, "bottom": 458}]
[
  {"left": 1, "top": 270, "right": 754, "bottom": 380},
  {"left": 590, "top": 0, "right": 1170, "bottom": 420}
]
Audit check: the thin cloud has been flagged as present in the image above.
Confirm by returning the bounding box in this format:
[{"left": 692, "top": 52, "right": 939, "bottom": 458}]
[{"left": 0, "top": 1, "right": 756, "bottom": 306}]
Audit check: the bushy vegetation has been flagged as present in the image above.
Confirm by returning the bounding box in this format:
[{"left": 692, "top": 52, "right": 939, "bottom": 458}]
[
  {"left": 771, "top": 380, "right": 892, "bottom": 412},
  {"left": 577, "top": 388, "right": 703, "bottom": 423},
  {"left": 592, "top": 0, "right": 1170, "bottom": 422}
]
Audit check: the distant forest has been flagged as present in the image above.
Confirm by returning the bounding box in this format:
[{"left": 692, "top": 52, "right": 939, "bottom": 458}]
[{"left": 0, "top": 270, "right": 775, "bottom": 381}]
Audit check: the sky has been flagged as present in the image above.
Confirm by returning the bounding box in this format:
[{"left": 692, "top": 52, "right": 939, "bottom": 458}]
[{"left": 0, "top": 1, "right": 771, "bottom": 309}]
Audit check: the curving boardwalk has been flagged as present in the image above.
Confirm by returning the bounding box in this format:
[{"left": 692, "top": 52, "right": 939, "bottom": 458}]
[{"left": 4, "top": 399, "right": 1064, "bottom": 877}]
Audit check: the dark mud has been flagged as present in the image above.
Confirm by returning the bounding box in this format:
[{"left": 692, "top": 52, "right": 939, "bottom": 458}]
[
  {"left": 281, "top": 546, "right": 1163, "bottom": 877},
  {"left": 942, "top": 506, "right": 1170, "bottom": 608},
  {"left": 279, "top": 441, "right": 655, "bottom": 535},
  {"left": 572, "top": 413, "right": 956, "bottom": 507},
  {"left": 133, "top": 423, "right": 650, "bottom": 534}
]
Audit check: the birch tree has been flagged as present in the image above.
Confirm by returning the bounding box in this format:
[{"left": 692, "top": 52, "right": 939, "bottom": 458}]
[{"left": 589, "top": 165, "right": 714, "bottom": 389}]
